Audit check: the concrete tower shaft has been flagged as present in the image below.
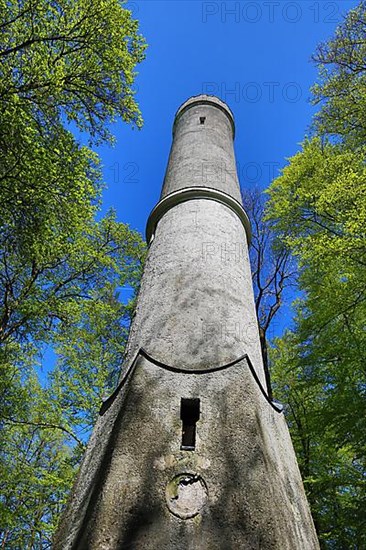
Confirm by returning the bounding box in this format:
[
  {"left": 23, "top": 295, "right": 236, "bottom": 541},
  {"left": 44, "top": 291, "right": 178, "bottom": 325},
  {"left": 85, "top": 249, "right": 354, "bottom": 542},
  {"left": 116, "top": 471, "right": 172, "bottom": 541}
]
[{"left": 127, "top": 95, "right": 262, "bottom": 380}]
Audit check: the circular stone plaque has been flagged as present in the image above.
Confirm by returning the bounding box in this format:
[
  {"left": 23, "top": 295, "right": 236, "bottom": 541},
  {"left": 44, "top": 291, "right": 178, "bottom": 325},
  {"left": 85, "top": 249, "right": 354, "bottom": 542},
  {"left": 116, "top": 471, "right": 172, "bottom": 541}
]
[{"left": 165, "top": 473, "right": 208, "bottom": 519}]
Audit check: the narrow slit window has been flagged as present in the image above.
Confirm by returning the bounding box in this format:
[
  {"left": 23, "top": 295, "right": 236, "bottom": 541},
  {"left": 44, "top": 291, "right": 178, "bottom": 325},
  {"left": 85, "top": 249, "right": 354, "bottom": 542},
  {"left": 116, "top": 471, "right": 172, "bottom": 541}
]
[
  {"left": 199, "top": 116, "right": 206, "bottom": 125},
  {"left": 180, "top": 398, "right": 200, "bottom": 451}
]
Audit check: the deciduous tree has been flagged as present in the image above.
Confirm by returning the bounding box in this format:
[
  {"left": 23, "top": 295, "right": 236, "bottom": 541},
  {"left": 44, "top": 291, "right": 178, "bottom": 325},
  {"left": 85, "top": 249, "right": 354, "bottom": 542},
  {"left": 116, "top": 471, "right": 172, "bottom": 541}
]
[
  {"left": 0, "top": 0, "right": 146, "bottom": 545},
  {"left": 267, "top": 3, "right": 366, "bottom": 546}
]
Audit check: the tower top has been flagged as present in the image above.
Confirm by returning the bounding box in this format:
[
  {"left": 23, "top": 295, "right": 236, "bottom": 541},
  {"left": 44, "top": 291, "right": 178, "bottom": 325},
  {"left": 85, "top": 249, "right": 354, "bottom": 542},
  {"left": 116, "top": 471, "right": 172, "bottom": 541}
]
[{"left": 173, "top": 94, "right": 235, "bottom": 138}]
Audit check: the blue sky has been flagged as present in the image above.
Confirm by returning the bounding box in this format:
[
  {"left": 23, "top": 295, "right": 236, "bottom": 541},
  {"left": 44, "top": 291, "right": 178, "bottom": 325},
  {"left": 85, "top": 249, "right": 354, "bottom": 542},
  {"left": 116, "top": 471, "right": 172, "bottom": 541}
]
[
  {"left": 41, "top": 1, "right": 359, "bottom": 379},
  {"left": 89, "top": 0, "right": 359, "bottom": 335},
  {"left": 95, "top": 0, "right": 358, "bottom": 238}
]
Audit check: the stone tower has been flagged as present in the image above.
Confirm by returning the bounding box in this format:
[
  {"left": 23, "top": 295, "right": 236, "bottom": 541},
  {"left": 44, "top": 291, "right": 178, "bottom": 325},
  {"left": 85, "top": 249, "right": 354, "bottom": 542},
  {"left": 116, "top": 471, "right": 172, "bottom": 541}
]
[{"left": 54, "top": 95, "right": 319, "bottom": 549}]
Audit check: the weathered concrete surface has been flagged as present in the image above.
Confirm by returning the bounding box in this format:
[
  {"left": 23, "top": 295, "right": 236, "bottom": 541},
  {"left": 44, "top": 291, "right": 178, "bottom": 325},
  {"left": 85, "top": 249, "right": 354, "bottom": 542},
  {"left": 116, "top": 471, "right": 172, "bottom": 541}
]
[
  {"left": 54, "top": 357, "right": 319, "bottom": 549},
  {"left": 54, "top": 95, "right": 319, "bottom": 549},
  {"left": 126, "top": 199, "right": 266, "bottom": 386},
  {"left": 124, "top": 94, "right": 264, "bottom": 384}
]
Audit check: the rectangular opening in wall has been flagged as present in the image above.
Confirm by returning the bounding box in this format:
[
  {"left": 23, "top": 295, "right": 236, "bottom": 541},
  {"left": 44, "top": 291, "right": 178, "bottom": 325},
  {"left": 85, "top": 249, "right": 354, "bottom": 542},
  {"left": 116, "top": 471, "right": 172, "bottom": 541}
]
[
  {"left": 199, "top": 116, "right": 206, "bottom": 125},
  {"left": 180, "top": 398, "right": 200, "bottom": 451}
]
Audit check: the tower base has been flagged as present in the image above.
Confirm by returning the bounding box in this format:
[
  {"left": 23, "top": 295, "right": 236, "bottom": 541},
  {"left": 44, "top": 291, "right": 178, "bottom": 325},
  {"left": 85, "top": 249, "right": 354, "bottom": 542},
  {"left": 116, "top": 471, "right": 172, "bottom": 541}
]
[{"left": 54, "top": 353, "right": 319, "bottom": 549}]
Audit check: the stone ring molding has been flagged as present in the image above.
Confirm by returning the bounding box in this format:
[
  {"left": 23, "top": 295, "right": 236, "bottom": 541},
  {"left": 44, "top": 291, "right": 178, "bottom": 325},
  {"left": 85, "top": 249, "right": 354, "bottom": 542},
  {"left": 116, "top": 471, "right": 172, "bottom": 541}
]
[{"left": 145, "top": 187, "right": 252, "bottom": 245}]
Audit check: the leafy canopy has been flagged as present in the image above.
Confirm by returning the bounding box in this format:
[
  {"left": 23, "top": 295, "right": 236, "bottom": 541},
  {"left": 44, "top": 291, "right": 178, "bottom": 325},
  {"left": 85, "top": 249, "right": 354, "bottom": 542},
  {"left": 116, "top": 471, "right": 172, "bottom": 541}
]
[
  {"left": 0, "top": 0, "right": 146, "bottom": 140},
  {"left": 267, "top": 2, "right": 366, "bottom": 547},
  {"left": 0, "top": 0, "right": 146, "bottom": 546}
]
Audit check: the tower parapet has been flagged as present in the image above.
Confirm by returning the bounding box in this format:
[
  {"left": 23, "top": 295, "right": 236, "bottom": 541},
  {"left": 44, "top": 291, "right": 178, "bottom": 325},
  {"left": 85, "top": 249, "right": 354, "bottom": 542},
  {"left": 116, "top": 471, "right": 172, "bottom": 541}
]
[{"left": 162, "top": 94, "right": 239, "bottom": 201}]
